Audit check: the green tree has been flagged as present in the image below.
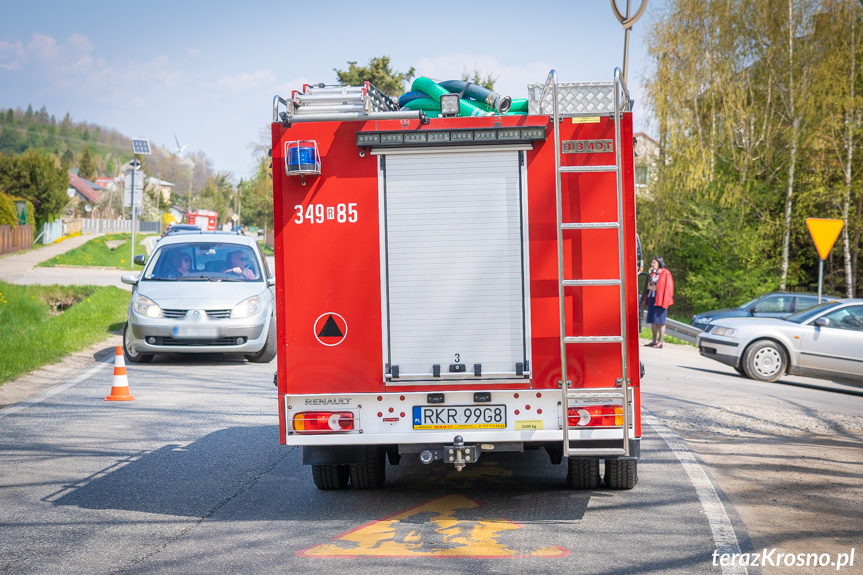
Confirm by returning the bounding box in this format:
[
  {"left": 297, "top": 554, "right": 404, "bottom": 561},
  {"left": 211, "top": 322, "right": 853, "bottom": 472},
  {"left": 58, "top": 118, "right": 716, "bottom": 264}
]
[
  {"left": 196, "top": 172, "right": 235, "bottom": 220},
  {"left": 78, "top": 145, "right": 96, "bottom": 180},
  {"left": 60, "top": 149, "right": 74, "bottom": 171},
  {"left": 810, "top": 0, "right": 863, "bottom": 296},
  {"left": 0, "top": 150, "right": 69, "bottom": 224},
  {"left": 461, "top": 66, "right": 496, "bottom": 90},
  {"left": 638, "top": 0, "right": 863, "bottom": 312},
  {"left": 140, "top": 184, "right": 161, "bottom": 222},
  {"left": 0, "top": 125, "right": 24, "bottom": 153},
  {"left": 0, "top": 193, "right": 16, "bottom": 226},
  {"left": 238, "top": 154, "right": 273, "bottom": 229},
  {"left": 334, "top": 56, "right": 415, "bottom": 97}
]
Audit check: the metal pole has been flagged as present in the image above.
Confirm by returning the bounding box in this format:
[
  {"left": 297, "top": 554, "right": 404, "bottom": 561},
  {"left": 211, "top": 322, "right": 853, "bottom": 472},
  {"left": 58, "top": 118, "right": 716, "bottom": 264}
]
[
  {"left": 130, "top": 157, "right": 136, "bottom": 269},
  {"left": 818, "top": 259, "right": 824, "bottom": 304},
  {"left": 611, "top": 0, "right": 648, "bottom": 87},
  {"left": 622, "top": 0, "right": 631, "bottom": 85}
]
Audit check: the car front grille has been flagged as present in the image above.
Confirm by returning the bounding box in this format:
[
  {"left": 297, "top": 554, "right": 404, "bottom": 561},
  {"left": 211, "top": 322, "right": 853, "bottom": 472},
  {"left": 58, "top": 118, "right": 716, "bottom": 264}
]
[
  {"left": 161, "top": 309, "right": 232, "bottom": 319},
  {"left": 206, "top": 310, "right": 232, "bottom": 319},
  {"left": 163, "top": 309, "right": 187, "bottom": 319}
]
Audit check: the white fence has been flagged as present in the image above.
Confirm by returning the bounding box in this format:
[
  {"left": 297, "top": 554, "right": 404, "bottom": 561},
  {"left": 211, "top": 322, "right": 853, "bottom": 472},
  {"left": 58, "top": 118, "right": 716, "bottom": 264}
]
[
  {"left": 79, "top": 219, "right": 160, "bottom": 235},
  {"left": 37, "top": 220, "right": 64, "bottom": 245}
]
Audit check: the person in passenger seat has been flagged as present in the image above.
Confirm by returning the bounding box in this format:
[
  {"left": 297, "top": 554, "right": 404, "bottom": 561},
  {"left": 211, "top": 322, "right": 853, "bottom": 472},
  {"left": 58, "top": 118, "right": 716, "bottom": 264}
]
[{"left": 167, "top": 253, "right": 192, "bottom": 279}]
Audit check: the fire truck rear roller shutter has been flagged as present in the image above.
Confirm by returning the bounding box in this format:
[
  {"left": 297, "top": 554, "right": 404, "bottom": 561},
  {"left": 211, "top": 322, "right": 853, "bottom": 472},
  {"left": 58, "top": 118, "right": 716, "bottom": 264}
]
[{"left": 381, "top": 150, "right": 529, "bottom": 380}]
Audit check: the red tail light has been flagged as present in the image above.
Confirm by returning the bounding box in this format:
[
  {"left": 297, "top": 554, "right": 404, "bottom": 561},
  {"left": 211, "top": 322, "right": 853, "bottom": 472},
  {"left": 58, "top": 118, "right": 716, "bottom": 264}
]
[
  {"left": 293, "top": 411, "right": 355, "bottom": 434},
  {"left": 567, "top": 405, "right": 623, "bottom": 427}
]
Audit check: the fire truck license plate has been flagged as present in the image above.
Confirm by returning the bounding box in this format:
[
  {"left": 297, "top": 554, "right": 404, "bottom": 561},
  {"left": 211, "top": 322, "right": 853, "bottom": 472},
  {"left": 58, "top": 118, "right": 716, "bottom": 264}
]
[{"left": 412, "top": 405, "right": 507, "bottom": 430}]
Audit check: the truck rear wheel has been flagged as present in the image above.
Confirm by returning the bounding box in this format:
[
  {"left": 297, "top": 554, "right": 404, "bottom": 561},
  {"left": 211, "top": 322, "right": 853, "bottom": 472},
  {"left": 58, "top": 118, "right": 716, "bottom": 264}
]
[
  {"left": 566, "top": 458, "right": 600, "bottom": 489},
  {"left": 349, "top": 446, "right": 386, "bottom": 489},
  {"left": 311, "top": 464, "right": 349, "bottom": 490},
  {"left": 605, "top": 459, "right": 638, "bottom": 489}
]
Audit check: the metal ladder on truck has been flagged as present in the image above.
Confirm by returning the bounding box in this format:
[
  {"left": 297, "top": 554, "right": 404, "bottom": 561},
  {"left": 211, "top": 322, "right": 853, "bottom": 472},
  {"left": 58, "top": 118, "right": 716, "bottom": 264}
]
[
  {"left": 537, "top": 69, "right": 633, "bottom": 460},
  {"left": 273, "top": 82, "right": 420, "bottom": 124}
]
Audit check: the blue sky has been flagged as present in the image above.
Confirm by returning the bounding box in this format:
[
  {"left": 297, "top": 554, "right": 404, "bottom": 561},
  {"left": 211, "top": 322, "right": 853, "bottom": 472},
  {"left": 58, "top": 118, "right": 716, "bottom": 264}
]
[{"left": 0, "top": 0, "right": 665, "bottom": 181}]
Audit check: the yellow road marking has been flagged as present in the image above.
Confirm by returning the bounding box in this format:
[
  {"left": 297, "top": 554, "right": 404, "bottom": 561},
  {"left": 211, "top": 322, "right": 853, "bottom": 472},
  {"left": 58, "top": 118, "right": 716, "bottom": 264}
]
[{"left": 299, "top": 494, "right": 568, "bottom": 558}]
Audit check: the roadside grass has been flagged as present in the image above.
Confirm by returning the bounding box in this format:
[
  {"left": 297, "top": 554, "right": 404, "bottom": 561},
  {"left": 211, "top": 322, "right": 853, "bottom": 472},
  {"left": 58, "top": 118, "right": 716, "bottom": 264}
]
[
  {"left": 0, "top": 281, "right": 128, "bottom": 384},
  {"left": 37, "top": 233, "right": 149, "bottom": 268},
  {"left": 258, "top": 241, "right": 274, "bottom": 256}
]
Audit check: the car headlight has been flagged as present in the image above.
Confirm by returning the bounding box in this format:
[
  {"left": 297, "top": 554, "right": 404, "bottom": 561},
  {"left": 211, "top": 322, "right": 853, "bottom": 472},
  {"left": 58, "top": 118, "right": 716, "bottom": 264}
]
[
  {"left": 231, "top": 295, "right": 264, "bottom": 319},
  {"left": 710, "top": 326, "right": 737, "bottom": 337},
  {"left": 132, "top": 294, "right": 163, "bottom": 318}
]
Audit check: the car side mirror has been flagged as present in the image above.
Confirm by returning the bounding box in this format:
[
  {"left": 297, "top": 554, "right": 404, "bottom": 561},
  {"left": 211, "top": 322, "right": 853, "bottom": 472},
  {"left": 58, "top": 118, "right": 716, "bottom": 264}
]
[
  {"left": 267, "top": 277, "right": 276, "bottom": 288},
  {"left": 748, "top": 306, "right": 758, "bottom": 314},
  {"left": 814, "top": 317, "right": 829, "bottom": 327},
  {"left": 134, "top": 255, "right": 146, "bottom": 266},
  {"left": 121, "top": 273, "right": 139, "bottom": 286}
]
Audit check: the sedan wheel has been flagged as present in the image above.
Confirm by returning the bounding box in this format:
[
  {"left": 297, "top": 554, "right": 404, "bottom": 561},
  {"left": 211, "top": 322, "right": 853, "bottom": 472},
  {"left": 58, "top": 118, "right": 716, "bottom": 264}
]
[
  {"left": 123, "top": 322, "right": 154, "bottom": 364},
  {"left": 742, "top": 340, "right": 786, "bottom": 382},
  {"left": 245, "top": 323, "right": 276, "bottom": 363}
]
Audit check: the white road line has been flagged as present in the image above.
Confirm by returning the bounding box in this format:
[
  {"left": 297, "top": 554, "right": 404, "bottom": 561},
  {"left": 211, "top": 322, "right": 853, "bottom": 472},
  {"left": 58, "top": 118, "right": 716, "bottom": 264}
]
[
  {"left": 0, "top": 360, "right": 112, "bottom": 420},
  {"left": 645, "top": 413, "right": 748, "bottom": 575}
]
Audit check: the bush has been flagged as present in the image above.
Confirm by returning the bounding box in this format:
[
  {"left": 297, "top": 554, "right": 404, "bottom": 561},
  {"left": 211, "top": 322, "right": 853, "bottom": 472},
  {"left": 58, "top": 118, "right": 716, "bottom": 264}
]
[{"left": 0, "top": 192, "right": 16, "bottom": 226}]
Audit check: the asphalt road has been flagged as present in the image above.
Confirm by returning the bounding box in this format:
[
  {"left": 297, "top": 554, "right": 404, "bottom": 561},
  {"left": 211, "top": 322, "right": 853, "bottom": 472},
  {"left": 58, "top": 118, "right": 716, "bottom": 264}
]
[
  {"left": 0, "top": 348, "right": 762, "bottom": 575},
  {"left": 3, "top": 238, "right": 859, "bottom": 574}
]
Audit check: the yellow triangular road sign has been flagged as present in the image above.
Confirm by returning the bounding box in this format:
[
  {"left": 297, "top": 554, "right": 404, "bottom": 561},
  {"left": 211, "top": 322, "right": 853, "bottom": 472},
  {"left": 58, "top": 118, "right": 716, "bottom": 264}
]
[{"left": 805, "top": 218, "right": 844, "bottom": 260}]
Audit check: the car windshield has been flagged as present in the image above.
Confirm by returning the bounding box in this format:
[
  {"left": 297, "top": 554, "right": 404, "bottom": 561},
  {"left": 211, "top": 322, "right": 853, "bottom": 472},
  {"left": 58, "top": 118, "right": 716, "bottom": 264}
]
[
  {"left": 783, "top": 301, "right": 838, "bottom": 324},
  {"left": 736, "top": 297, "right": 760, "bottom": 310},
  {"left": 143, "top": 242, "right": 261, "bottom": 282}
]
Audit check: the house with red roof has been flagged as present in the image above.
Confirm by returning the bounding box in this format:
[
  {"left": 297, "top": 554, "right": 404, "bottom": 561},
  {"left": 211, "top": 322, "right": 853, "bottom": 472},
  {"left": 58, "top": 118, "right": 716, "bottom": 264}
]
[{"left": 67, "top": 171, "right": 101, "bottom": 204}]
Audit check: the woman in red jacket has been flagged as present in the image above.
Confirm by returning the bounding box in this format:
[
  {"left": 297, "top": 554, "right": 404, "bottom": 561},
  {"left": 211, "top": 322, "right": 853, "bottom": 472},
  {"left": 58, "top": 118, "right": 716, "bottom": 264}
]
[{"left": 643, "top": 256, "right": 674, "bottom": 348}]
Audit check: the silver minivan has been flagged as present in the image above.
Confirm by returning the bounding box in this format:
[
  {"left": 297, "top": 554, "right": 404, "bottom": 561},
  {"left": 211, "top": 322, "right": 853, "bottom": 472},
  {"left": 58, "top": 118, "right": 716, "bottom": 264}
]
[{"left": 121, "top": 231, "right": 276, "bottom": 363}]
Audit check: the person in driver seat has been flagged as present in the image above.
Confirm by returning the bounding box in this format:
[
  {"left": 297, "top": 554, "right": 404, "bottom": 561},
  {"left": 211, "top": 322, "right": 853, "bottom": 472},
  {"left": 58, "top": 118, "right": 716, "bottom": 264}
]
[{"left": 223, "top": 250, "right": 256, "bottom": 279}]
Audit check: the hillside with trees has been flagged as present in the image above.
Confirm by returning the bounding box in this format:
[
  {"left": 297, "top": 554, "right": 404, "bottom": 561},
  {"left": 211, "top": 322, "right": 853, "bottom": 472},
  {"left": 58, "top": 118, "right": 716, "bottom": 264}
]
[{"left": 0, "top": 104, "right": 275, "bottom": 230}]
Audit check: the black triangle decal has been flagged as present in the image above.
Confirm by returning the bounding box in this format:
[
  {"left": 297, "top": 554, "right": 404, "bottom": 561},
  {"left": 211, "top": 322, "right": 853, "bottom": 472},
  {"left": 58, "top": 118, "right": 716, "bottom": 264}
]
[{"left": 318, "top": 315, "right": 343, "bottom": 338}]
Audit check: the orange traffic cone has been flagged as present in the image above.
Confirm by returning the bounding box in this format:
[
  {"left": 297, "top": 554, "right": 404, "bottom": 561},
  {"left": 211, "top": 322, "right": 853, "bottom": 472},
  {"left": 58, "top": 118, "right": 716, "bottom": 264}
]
[{"left": 105, "top": 346, "right": 135, "bottom": 401}]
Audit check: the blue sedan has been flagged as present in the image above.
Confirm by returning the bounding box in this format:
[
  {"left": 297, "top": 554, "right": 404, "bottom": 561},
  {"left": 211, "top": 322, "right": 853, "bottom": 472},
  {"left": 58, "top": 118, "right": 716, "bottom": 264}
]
[{"left": 697, "top": 299, "right": 863, "bottom": 384}]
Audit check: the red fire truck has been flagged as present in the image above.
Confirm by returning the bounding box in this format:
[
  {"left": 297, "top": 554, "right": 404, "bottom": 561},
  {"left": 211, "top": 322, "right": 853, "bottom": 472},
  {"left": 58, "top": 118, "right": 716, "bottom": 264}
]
[
  {"left": 187, "top": 209, "right": 219, "bottom": 231},
  {"left": 270, "top": 70, "right": 642, "bottom": 490}
]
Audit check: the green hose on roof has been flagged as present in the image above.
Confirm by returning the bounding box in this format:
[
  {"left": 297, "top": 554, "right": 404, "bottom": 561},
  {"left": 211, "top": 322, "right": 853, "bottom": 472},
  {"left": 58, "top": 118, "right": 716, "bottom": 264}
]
[
  {"left": 411, "top": 77, "right": 494, "bottom": 117},
  {"left": 509, "top": 99, "right": 529, "bottom": 113},
  {"left": 405, "top": 77, "right": 529, "bottom": 116},
  {"left": 401, "top": 97, "right": 441, "bottom": 111}
]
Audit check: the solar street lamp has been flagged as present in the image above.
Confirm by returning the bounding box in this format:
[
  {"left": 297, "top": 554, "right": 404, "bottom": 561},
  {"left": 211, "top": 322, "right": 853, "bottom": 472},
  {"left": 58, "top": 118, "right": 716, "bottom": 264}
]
[{"left": 130, "top": 138, "right": 151, "bottom": 269}]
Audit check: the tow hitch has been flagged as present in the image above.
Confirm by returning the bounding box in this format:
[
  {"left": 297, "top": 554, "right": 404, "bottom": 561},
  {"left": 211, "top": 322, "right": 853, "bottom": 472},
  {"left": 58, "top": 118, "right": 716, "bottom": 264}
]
[{"left": 419, "top": 435, "right": 480, "bottom": 471}]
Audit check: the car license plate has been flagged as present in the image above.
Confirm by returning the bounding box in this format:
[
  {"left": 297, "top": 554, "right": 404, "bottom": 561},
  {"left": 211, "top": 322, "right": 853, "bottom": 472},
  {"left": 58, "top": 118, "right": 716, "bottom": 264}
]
[
  {"left": 172, "top": 326, "right": 219, "bottom": 339},
  {"left": 412, "top": 405, "right": 506, "bottom": 430}
]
